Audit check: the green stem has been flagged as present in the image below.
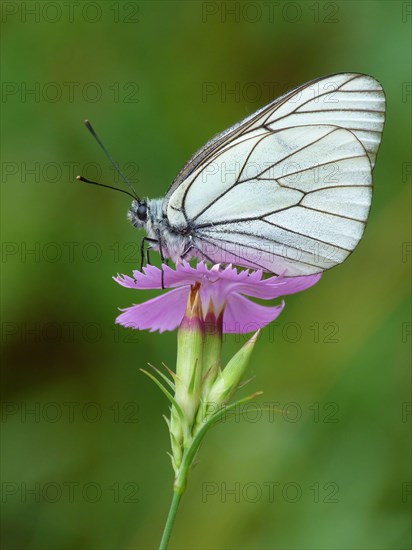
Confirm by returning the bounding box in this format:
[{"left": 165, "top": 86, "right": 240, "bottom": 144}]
[
  {"left": 159, "top": 446, "right": 192, "bottom": 550},
  {"left": 159, "top": 392, "right": 263, "bottom": 549},
  {"left": 159, "top": 489, "right": 183, "bottom": 550}
]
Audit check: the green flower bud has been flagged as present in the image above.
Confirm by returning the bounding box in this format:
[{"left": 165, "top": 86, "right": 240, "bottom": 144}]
[{"left": 203, "top": 330, "right": 260, "bottom": 417}]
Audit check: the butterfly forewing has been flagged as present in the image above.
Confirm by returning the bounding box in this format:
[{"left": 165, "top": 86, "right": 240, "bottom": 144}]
[{"left": 165, "top": 73, "right": 385, "bottom": 276}]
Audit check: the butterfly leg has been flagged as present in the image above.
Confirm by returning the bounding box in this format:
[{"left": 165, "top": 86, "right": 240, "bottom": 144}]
[
  {"left": 190, "top": 241, "right": 215, "bottom": 265},
  {"left": 140, "top": 237, "right": 158, "bottom": 270},
  {"left": 181, "top": 244, "right": 194, "bottom": 261},
  {"left": 146, "top": 246, "right": 153, "bottom": 265},
  {"left": 156, "top": 229, "right": 166, "bottom": 289}
]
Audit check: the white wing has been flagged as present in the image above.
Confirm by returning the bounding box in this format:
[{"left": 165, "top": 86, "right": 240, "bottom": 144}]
[{"left": 165, "top": 73, "right": 385, "bottom": 276}]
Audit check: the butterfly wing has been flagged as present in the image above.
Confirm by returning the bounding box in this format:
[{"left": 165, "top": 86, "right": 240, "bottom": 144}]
[{"left": 164, "top": 73, "right": 385, "bottom": 276}]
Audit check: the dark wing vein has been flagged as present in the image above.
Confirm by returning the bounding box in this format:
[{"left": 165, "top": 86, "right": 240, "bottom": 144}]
[{"left": 297, "top": 204, "right": 366, "bottom": 223}]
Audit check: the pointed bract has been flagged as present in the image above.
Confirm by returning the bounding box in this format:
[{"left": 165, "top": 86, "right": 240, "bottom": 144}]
[{"left": 204, "top": 330, "right": 260, "bottom": 414}]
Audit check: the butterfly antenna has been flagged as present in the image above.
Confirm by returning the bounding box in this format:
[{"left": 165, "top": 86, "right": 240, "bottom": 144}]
[
  {"left": 83, "top": 119, "right": 140, "bottom": 201},
  {"left": 76, "top": 175, "right": 137, "bottom": 200}
]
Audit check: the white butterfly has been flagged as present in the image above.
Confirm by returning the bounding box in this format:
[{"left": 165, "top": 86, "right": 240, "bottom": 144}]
[{"left": 128, "top": 73, "right": 385, "bottom": 276}]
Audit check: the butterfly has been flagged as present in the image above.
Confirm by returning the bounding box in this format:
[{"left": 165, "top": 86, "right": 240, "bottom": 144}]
[{"left": 81, "top": 73, "right": 386, "bottom": 277}]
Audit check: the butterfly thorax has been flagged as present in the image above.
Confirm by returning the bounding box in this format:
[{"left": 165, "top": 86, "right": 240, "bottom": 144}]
[{"left": 128, "top": 198, "right": 192, "bottom": 262}]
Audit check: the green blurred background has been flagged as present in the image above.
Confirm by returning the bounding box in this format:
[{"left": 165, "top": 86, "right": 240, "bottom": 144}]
[{"left": 1, "top": 1, "right": 410, "bottom": 549}]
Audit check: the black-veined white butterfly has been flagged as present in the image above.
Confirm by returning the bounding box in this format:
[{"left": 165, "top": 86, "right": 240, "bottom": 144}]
[{"left": 81, "top": 73, "right": 385, "bottom": 277}]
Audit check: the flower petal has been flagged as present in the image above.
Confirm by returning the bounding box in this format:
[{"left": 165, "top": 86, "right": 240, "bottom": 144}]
[
  {"left": 234, "top": 273, "right": 322, "bottom": 299},
  {"left": 115, "top": 287, "right": 189, "bottom": 333},
  {"left": 113, "top": 273, "right": 138, "bottom": 289},
  {"left": 223, "top": 293, "right": 285, "bottom": 334},
  {"left": 271, "top": 273, "right": 322, "bottom": 296},
  {"left": 130, "top": 264, "right": 194, "bottom": 289},
  {"left": 116, "top": 263, "right": 207, "bottom": 291}
]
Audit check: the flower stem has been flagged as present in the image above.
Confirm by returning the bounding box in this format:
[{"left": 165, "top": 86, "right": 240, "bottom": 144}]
[
  {"left": 159, "top": 392, "right": 263, "bottom": 549},
  {"left": 159, "top": 446, "right": 191, "bottom": 550},
  {"left": 159, "top": 488, "right": 183, "bottom": 550}
]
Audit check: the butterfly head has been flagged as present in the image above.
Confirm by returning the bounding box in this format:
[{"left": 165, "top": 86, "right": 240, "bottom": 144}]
[{"left": 128, "top": 199, "right": 148, "bottom": 229}]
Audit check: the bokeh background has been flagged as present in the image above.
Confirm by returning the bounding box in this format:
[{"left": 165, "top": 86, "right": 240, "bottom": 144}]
[{"left": 1, "top": 1, "right": 411, "bottom": 549}]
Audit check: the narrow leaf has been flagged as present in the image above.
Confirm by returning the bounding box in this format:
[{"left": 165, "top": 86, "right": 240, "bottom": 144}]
[
  {"left": 161, "top": 362, "right": 177, "bottom": 380},
  {"left": 162, "top": 414, "right": 170, "bottom": 429},
  {"left": 237, "top": 375, "right": 256, "bottom": 389},
  {"left": 140, "top": 369, "right": 184, "bottom": 421},
  {"left": 148, "top": 362, "right": 175, "bottom": 390}
]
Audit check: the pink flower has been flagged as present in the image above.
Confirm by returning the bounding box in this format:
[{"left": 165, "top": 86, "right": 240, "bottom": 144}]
[{"left": 114, "top": 262, "right": 321, "bottom": 334}]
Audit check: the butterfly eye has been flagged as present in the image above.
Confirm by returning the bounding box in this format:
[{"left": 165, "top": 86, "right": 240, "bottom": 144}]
[{"left": 137, "top": 203, "right": 147, "bottom": 221}]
